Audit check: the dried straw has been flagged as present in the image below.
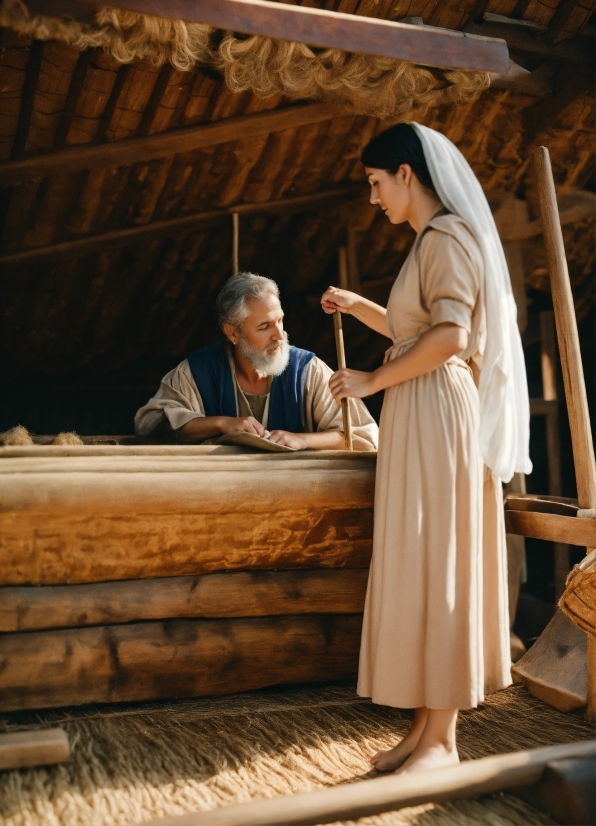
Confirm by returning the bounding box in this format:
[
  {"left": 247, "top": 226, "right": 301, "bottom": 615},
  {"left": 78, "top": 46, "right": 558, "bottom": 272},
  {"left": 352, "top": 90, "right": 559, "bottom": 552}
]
[
  {"left": 52, "top": 431, "right": 84, "bottom": 445},
  {"left": 0, "top": 425, "right": 33, "bottom": 446},
  {"left": 0, "top": 0, "right": 489, "bottom": 117},
  {"left": 0, "top": 683, "right": 590, "bottom": 826}
]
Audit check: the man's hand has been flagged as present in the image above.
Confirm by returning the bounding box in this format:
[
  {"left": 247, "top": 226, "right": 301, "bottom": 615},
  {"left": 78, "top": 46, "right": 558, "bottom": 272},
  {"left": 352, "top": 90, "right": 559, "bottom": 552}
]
[
  {"left": 220, "top": 416, "right": 270, "bottom": 437},
  {"left": 266, "top": 430, "right": 307, "bottom": 449},
  {"left": 328, "top": 368, "right": 377, "bottom": 402}
]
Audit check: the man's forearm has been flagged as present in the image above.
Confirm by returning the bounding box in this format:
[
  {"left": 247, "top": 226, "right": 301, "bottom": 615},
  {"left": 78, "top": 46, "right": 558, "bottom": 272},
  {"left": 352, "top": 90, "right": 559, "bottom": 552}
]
[
  {"left": 177, "top": 416, "right": 227, "bottom": 443},
  {"left": 299, "top": 430, "right": 348, "bottom": 450}
]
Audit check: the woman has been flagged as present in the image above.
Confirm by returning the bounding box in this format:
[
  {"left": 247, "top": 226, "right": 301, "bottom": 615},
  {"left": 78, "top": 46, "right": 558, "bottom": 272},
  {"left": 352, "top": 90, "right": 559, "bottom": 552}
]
[{"left": 321, "top": 123, "right": 531, "bottom": 774}]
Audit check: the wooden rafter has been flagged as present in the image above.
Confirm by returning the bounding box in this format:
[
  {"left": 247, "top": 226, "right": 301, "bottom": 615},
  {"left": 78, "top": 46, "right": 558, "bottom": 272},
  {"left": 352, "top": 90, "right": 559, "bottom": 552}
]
[
  {"left": 0, "top": 183, "right": 366, "bottom": 268},
  {"left": 0, "top": 102, "right": 351, "bottom": 185},
  {"left": 23, "top": 0, "right": 510, "bottom": 72},
  {"left": 464, "top": 15, "right": 594, "bottom": 63}
]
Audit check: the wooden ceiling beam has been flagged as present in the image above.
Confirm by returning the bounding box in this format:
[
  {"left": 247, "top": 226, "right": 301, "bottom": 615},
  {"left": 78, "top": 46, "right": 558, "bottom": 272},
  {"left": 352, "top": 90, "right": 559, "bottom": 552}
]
[
  {"left": 0, "top": 183, "right": 367, "bottom": 268},
  {"left": 55, "top": 0, "right": 509, "bottom": 72},
  {"left": 0, "top": 102, "right": 351, "bottom": 186},
  {"left": 464, "top": 15, "right": 594, "bottom": 63}
]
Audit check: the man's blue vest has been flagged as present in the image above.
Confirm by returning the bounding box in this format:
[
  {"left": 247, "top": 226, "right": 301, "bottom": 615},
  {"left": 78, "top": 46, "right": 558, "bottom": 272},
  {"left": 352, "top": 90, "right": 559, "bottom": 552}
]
[{"left": 187, "top": 341, "right": 315, "bottom": 433}]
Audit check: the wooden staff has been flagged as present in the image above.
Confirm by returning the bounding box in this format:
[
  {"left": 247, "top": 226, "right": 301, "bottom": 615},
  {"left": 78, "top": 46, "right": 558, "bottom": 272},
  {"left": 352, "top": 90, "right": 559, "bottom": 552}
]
[
  {"left": 532, "top": 147, "right": 596, "bottom": 523},
  {"left": 533, "top": 146, "right": 596, "bottom": 721},
  {"left": 232, "top": 212, "right": 239, "bottom": 274},
  {"left": 333, "top": 311, "right": 353, "bottom": 451}
]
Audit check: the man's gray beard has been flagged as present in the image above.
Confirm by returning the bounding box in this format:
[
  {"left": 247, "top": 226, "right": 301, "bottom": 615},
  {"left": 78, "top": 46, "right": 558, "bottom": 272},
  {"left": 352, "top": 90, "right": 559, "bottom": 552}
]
[{"left": 238, "top": 331, "right": 290, "bottom": 377}]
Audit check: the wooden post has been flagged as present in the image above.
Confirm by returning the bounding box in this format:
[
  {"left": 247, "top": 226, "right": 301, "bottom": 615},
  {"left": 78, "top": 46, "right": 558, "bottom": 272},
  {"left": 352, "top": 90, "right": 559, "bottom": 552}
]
[
  {"left": 232, "top": 212, "right": 240, "bottom": 274},
  {"left": 333, "top": 312, "right": 353, "bottom": 451},
  {"left": 533, "top": 146, "right": 596, "bottom": 721}
]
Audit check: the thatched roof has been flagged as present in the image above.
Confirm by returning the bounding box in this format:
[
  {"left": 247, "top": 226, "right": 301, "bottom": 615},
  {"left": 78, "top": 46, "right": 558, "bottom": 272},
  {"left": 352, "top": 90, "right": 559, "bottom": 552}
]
[{"left": 0, "top": 0, "right": 594, "bottom": 432}]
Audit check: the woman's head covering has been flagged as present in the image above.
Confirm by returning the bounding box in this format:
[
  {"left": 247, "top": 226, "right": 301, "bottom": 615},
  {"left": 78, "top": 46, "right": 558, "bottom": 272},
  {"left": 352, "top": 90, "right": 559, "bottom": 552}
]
[
  {"left": 363, "top": 122, "right": 532, "bottom": 482},
  {"left": 360, "top": 123, "right": 436, "bottom": 193}
]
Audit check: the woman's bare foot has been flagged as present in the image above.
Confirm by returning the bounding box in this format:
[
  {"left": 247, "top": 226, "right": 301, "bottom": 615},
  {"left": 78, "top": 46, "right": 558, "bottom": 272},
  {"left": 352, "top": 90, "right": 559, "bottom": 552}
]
[
  {"left": 393, "top": 741, "right": 459, "bottom": 775},
  {"left": 393, "top": 708, "right": 459, "bottom": 775},
  {"left": 370, "top": 708, "right": 427, "bottom": 772}
]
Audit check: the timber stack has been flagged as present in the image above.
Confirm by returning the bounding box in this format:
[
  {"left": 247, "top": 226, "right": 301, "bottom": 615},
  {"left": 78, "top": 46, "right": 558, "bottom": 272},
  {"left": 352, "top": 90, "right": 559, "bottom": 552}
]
[{"left": 0, "top": 446, "right": 375, "bottom": 710}]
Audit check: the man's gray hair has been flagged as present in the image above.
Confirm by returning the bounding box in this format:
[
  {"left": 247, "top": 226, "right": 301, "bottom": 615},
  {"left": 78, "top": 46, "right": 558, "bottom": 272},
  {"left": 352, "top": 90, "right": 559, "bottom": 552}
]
[{"left": 216, "top": 272, "right": 280, "bottom": 328}]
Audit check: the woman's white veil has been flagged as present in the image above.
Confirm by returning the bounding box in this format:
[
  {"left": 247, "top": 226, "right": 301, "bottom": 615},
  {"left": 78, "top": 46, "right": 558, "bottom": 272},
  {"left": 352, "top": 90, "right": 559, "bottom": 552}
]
[{"left": 411, "top": 123, "right": 532, "bottom": 482}]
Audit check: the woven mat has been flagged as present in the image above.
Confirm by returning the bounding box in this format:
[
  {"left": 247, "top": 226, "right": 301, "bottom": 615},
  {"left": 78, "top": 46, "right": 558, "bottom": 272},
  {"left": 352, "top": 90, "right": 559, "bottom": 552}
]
[{"left": 0, "top": 683, "right": 592, "bottom": 826}]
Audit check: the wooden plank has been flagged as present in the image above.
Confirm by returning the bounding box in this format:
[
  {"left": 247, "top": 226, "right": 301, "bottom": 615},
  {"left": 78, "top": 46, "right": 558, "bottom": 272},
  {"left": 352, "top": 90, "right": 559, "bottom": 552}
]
[
  {"left": 10, "top": 39, "right": 43, "bottom": 158},
  {"left": 0, "top": 183, "right": 365, "bottom": 268},
  {"left": 73, "top": 0, "right": 509, "bottom": 72},
  {"left": 0, "top": 614, "right": 363, "bottom": 711},
  {"left": 144, "top": 741, "right": 596, "bottom": 826},
  {"left": 0, "top": 569, "right": 369, "bottom": 632},
  {"left": 53, "top": 48, "right": 97, "bottom": 148},
  {"left": 504, "top": 510, "right": 596, "bottom": 547},
  {"left": 0, "top": 728, "right": 69, "bottom": 770},
  {"left": 0, "top": 455, "right": 375, "bottom": 585},
  {"left": 0, "top": 102, "right": 351, "bottom": 185}
]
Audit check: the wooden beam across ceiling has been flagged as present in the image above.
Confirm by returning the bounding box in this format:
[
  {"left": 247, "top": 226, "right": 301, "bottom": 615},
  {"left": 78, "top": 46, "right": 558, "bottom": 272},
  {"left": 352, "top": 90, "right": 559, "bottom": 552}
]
[
  {"left": 0, "top": 102, "right": 351, "bottom": 186},
  {"left": 464, "top": 15, "right": 594, "bottom": 64},
  {"left": 33, "top": 0, "right": 510, "bottom": 72},
  {"left": 0, "top": 183, "right": 367, "bottom": 268}
]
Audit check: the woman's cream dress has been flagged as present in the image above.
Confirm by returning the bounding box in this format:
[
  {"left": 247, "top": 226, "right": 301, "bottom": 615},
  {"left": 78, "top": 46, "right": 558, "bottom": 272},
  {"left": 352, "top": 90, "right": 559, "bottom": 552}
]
[{"left": 357, "top": 212, "right": 512, "bottom": 710}]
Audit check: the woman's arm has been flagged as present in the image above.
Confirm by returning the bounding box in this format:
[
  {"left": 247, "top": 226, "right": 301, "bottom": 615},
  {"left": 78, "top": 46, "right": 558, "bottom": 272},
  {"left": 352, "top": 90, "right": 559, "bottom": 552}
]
[
  {"left": 328, "top": 323, "right": 469, "bottom": 401},
  {"left": 321, "top": 287, "right": 390, "bottom": 338}
]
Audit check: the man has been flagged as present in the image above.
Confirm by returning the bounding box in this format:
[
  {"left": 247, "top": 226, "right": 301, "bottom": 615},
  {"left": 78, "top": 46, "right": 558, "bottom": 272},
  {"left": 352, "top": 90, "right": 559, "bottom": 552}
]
[{"left": 135, "top": 272, "right": 378, "bottom": 450}]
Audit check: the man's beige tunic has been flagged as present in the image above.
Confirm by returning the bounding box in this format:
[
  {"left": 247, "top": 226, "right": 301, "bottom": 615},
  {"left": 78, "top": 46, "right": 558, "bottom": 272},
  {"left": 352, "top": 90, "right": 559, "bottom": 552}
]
[{"left": 135, "top": 347, "right": 378, "bottom": 448}]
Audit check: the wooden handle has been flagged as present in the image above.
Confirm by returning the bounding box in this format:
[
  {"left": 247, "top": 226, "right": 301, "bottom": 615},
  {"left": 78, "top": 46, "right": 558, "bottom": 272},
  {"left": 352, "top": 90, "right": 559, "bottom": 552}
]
[
  {"left": 333, "top": 311, "right": 353, "bottom": 451},
  {"left": 532, "top": 147, "right": 596, "bottom": 519}
]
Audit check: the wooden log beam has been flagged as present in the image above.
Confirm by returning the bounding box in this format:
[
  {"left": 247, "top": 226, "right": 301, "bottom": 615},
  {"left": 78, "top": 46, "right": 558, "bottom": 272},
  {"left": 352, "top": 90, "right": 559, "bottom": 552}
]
[
  {"left": 0, "top": 102, "right": 351, "bottom": 186},
  {"left": 0, "top": 454, "right": 375, "bottom": 585},
  {"left": 0, "top": 729, "right": 70, "bottom": 770},
  {"left": 0, "top": 614, "right": 363, "bottom": 711},
  {"left": 0, "top": 183, "right": 366, "bottom": 269},
  {"left": 0, "top": 569, "right": 369, "bottom": 632},
  {"left": 464, "top": 16, "right": 594, "bottom": 63},
  {"left": 143, "top": 740, "right": 596, "bottom": 826},
  {"left": 69, "top": 0, "right": 509, "bottom": 72}
]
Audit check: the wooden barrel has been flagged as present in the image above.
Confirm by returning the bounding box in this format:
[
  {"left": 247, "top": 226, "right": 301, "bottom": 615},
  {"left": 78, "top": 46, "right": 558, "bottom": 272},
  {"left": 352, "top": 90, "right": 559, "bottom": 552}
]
[{"left": 0, "top": 448, "right": 376, "bottom": 710}]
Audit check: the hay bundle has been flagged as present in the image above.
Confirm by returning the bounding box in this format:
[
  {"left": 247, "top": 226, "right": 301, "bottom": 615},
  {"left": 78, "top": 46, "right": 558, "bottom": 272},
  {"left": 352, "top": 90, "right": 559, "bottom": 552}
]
[
  {"left": 52, "top": 431, "right": 84, "bottom": 445},
  {"left": 559, "top": 548, "right": 596, "bottom": 635},
  {"left": 0, "top": 0, "right": 489, "bottom": 117},
  {"left": 0, "top": 425, "right": 34, "bottom": 446}
]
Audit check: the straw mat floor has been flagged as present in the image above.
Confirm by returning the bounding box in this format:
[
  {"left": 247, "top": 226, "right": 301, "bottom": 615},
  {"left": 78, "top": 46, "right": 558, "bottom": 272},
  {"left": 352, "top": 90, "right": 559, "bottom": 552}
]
[{"left": 0, "top": 683, "right": 593, "bottom": 826}]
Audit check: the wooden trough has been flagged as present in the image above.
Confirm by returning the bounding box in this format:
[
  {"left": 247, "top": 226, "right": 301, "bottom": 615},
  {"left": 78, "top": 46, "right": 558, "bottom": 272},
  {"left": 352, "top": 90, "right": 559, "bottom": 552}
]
[{"left": 0, "top": 447, "right": 375, "bottom": 711}]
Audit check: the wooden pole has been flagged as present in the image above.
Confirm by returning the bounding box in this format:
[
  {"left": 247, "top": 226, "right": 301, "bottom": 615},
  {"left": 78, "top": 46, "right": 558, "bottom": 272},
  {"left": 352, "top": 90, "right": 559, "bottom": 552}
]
[
  {"left": 143, "top": 740, "right": 595, "bottom": 826},
  {"left": 532, "top": 147, "right": 596, "bottom": 523},
  {"left": 533, "top": 146, "right": 596, "bottom": 722},
  {"left": 232, "top": 212, "right": 240, "bottom": 274},
  {"left": 333, "top": 311, "right": 353, "bottom": 451}
]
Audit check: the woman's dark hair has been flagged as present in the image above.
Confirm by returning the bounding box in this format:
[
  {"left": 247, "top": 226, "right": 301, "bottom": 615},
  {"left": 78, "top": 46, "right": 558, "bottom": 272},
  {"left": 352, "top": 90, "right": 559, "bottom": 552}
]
[{"left": 361, "top": 123, "right": 436, "bottom": 194}]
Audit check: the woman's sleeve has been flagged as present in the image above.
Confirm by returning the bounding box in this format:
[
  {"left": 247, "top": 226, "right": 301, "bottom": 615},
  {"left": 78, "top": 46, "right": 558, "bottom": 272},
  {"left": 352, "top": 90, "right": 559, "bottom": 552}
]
[{"left": 419, "top": 228, "right": 480, "bottom": 333}]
